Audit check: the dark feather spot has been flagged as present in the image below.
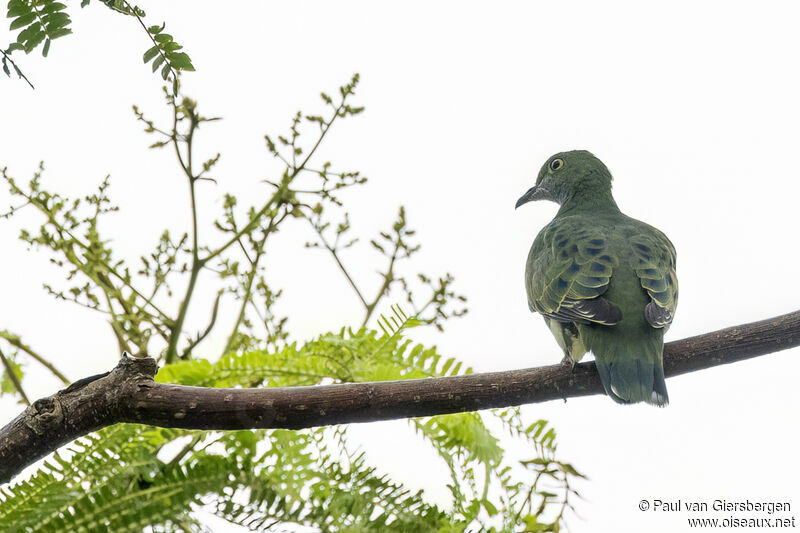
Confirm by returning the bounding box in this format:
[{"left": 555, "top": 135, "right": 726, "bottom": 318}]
[
  {"left": 578, "top": 297, "right": 622, "bottom": 324},
  {"left": 556, "top": 238, "right": 568, "bottom": 248},
  {"left": 645, "top": 301, "right": 673, "bottom": 328},
  {"left": 568, "top": 262, "right": 581, "bottom": 274},
  {"left": 589, "top": 239, "right": 604, "bottom": 246},
  {"left": 590, "top": 262, "right": 606, "bottom": 273},
  {"left": 587, "top": 247, "right": 602, "bottom": 256},
  {"left": 556, "top": 278, "right": 569, "bottom": 290},
  {"left": 634, "top": 243, "right": 651, "bottom": 253}
]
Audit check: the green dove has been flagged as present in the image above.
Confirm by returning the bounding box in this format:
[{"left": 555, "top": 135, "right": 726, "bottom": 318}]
[{"left": 516, "top": 150, "right": 678, "bottom": 406}]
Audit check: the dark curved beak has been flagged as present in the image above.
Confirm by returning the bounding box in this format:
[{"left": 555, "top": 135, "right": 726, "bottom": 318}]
[{"left": 515, "top": 185, "right": 542, "bottom": 209}]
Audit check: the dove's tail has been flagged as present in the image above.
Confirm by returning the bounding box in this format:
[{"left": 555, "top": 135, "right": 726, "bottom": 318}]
[{"left": 590, "top": 333, "right": 669, "bottom": 406}]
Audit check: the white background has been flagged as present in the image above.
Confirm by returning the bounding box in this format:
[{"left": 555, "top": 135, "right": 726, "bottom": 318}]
[{"left": 1, "top": 2, "right": 799, "bottom": 532}]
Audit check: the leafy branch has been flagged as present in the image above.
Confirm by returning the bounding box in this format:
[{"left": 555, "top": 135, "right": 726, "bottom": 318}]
[
  {"left": 3, "top": 0, "right": 193, "bottom": 91},
  {"left": 1, "top": 71, "right": 507, "bottom": 531},
  {"left": 139, "top": 22, "right": 195, "bottom": 95},
  {"left": 1, "top": 48, "right": 33, "bottom": 88},
  {"left": 0, "top": 310, "right": 597, "bottom": 530},
  {"left": 1, "top": 164, "right": 173, "bottom": 356},
  {"left": 5, "top": 0, "right": 72, "bottom": 57}
]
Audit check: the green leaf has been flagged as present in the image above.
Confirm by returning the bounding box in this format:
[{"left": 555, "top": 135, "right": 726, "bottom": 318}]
[
  {"left": 151, "top": 54, "right": 165, "bottom": 72},
  {"left": 167, "top": 52, "right": 194, "bottom": 71},
  {"left": 10, "top": 12, "right": 36, "bottom": 30},
  {"left": 41, "top": 2, "right": 68, "bottom": 14},
  {"left": 42, "top": 38, "right": 51, "bottom": 57},
  {"left": 522, "top": 458, "right": 551, "bottom": 467},
  {"left": 142, "top": 45, "right": 159, "bottom": 63},
  {"left": 18, "top": 24, "right": 46, "bottom": 52},
  {"left": 522, "top": 516, "right": 556, "bottom": 532},
  {"left": 7, "top": 4, "right": 31, "bottom": 18},
  {"left": 161, "top": 63, "right": 171, "bottom": 80},
  {"left": 43, "top": 12, "right": 71, "bottom": 29},
  {"left": 558, "top": 462, "right": 585, "bottom": 478},
  {"left": 482, "top": 499, "right": 498, "bottom": 516},
  {"left": 47, "top": 27, "right": 71, "bottom": 39}
]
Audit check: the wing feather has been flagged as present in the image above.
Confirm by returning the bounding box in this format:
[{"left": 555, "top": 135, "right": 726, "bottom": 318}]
[
  {"left": 526, "top": 221, "right": 621, "bottom": 326},
  {"left": 628, "top": 231, "right": 678, "bottom": 328}
]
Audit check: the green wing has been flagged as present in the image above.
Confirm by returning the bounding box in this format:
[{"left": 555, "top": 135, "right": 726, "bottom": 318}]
[
  {"left": 629, "top": 230, "right": 678, "bottom": 328},
  {"left": 526, "top": 222, "right": 622, "bottom": 325}
]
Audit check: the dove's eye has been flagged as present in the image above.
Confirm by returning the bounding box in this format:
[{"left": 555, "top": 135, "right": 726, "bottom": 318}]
[{"left": 549, "top": 158, "right": 564, "bottom": 171}]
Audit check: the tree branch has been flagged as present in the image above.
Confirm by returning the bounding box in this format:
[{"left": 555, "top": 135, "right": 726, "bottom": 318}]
[{"left": 1, "top": 309, "right": 798, "bottom": 484}]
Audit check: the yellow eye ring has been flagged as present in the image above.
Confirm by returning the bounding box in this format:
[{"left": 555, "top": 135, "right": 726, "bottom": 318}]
[{"left": 549, "top": 158, "right": 564, "bottom": 171}]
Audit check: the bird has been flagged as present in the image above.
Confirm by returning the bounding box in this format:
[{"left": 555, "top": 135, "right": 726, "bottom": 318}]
[{"left": 516, "top": 150, "right": 678, "bottom": 406}]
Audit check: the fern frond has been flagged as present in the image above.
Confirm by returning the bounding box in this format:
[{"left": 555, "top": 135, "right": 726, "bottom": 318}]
[{"left": 1, "top": 328, "right": 577, "bottom": 531}]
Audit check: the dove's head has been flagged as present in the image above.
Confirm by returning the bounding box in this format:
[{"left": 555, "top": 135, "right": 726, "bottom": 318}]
[{"left": 515, "top": 150, "right": 614, "bottom": 208}]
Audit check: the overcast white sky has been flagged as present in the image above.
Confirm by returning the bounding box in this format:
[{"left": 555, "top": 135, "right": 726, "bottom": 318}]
[{"left": 2, "top": 2, "right": 799, "bottom": 532}]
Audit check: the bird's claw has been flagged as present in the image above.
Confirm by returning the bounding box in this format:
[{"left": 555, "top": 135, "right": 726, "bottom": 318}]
[{"left": 560, "top": 354, "right": 576, "bottom": 373}]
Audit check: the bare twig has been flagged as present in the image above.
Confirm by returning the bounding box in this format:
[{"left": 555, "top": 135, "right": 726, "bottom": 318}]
[
  {"left": 312, "top": 225, "right": 368, "bottom": 310},
  {"left": 181, "top": 290, "right": 223, "bottom": 358}
]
